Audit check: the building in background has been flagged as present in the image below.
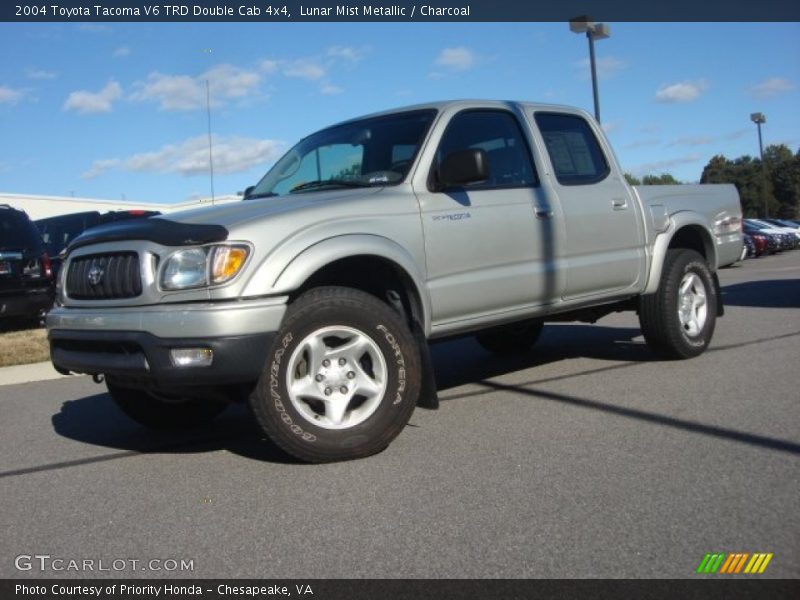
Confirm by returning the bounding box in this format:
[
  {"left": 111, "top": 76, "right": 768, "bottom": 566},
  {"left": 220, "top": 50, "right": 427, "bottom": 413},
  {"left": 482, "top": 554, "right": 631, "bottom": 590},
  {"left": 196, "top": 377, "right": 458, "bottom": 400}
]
[{"left": 0, "top": 192, "right": 240, "bottom": 220}]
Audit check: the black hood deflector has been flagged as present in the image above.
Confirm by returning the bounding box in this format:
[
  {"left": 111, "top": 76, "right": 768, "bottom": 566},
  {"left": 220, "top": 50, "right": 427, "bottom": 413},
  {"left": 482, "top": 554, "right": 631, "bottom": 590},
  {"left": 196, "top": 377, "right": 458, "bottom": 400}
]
[{"left": 68, "top": 218, "right": 229, "bottom": 252}]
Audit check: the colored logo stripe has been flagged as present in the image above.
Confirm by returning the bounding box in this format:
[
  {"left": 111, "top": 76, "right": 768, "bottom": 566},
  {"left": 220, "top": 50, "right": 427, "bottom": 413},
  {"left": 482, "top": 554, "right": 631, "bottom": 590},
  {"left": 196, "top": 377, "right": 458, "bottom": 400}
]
[
  {"left": 719, "top": 553, "right": 749, "bottom": 573},
  {"left": 745, "top": 553, "right": 773, "bottom": 574},
  {"left": 697, "top": 552, "right": 773, "bottom": 574},
  {"left": 696, "top": 553, "right": 726, "bottom": 573}
]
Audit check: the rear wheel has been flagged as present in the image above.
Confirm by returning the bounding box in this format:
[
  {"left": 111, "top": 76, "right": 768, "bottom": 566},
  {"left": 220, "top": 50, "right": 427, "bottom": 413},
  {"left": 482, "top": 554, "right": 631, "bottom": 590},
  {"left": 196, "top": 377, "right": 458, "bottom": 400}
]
[
  {"left": 107, "top": 383, "right": 228, "bottom": 430},
  {"left": 476, "top": 320, "right": 543, "bottom": 356},
  {"left": 639, "top": 248, "right": 717, "bottom": 359},
  {"left": 250, "top": 287, "right": 421, "bottom": 463}
]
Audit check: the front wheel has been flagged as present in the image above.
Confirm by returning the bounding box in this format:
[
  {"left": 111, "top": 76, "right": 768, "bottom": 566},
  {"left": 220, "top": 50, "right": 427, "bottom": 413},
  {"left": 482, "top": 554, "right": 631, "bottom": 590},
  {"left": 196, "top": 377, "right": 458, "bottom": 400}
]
[
  {"left": 107, "top": 383, "right": 228, "bottom": 430},
  {"left": 639, "top": 248, "right": 717, "bottom": 359},
  {"left": 250, "top": 287, "right": 421, "bottom": 463}
]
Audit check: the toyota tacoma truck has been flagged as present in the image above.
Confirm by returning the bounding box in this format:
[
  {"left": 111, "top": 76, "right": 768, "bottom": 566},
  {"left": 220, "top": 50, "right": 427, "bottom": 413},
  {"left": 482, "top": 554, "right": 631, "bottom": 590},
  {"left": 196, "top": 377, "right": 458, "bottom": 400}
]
[{"left": 47, "top": 100, "right": 743, "bottom": 462}]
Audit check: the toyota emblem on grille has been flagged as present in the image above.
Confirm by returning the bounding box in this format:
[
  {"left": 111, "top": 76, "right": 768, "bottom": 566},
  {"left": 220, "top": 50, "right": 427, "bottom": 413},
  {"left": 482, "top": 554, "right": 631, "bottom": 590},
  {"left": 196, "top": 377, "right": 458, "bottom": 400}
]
[{"left": 87, "top": 266, "right": 104, "bottom": 286}]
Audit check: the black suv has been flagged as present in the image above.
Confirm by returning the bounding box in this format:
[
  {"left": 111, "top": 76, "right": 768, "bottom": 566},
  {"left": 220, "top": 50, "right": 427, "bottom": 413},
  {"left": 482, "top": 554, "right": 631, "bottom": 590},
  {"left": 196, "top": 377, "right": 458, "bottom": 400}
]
[
  {"left": 35, "top": 209, "right": 161, "bottom": 278},
  {"left": 0, "top": 204, "right": 55, "bottom": 322}
]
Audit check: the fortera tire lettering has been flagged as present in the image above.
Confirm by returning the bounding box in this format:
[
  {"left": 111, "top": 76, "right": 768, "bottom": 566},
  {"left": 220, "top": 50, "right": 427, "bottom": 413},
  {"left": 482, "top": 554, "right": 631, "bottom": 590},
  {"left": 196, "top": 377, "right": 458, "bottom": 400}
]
[{"left": 377, "top": 324, "right": 406, "bottom": 403}]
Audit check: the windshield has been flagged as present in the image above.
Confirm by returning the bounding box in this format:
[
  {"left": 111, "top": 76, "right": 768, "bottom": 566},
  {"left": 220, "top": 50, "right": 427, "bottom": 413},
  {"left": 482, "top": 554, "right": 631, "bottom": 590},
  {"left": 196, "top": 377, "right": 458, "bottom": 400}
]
[{"left": 248, "top": 109, "right": 437, "bottom": 198}]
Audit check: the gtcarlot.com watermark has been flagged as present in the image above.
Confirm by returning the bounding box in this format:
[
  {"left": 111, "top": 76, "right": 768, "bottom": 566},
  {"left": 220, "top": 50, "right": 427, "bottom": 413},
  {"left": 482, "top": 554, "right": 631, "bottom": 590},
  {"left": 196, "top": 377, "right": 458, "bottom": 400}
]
[{"left": 14, "top": 554, "right": 194, "bottom": 573}]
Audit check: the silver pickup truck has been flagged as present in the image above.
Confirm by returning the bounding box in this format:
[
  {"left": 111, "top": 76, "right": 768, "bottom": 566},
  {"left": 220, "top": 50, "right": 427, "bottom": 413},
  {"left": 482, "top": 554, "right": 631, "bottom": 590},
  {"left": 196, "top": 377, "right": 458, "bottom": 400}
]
[{"left": 47, "top": 100, "right": 743, "bottom": 462}]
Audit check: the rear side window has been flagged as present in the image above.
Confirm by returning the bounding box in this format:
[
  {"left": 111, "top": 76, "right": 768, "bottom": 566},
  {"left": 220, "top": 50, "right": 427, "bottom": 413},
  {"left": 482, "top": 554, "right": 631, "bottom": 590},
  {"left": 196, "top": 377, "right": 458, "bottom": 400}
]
[
  {"left": 434, "top": 110, "right": 538, "bottom": 190},
  {"left": 36, "top": 213, "right": 100, "bottom": 255},
  {"left": 1, "top": 210, "right": 41, "bottom": 251},
  {"left": 535, "top": 112, "right": 610, "bottom": 185}
]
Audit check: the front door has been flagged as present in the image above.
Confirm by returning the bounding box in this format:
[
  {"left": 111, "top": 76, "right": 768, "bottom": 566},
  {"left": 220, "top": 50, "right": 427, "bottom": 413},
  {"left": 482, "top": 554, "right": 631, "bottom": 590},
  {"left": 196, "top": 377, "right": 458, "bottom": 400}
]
[{"left": 416, "top": 109, "right": 561, "bottom": 326}]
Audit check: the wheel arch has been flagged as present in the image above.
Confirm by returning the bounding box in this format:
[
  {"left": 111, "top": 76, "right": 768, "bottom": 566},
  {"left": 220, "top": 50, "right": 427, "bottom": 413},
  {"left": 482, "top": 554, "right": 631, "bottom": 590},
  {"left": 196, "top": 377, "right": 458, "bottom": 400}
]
[
  {"left": 644, "top": 214, "right": 717, "bottom": 295},
  {"left": 263, "top": 235, "right": 431, "bottom": 334}
]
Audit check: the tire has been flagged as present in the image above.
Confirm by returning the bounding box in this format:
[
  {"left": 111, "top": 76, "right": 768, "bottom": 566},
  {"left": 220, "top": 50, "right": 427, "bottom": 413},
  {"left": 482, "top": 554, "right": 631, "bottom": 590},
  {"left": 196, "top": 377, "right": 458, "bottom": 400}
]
[
  {"left": 476, "top": 320, "right": 544, "bottom": 356},
  {"left": 107, "top": 383, "right": 228, "bottom": 431},
  {"left": 639, "top": 248, "right": 717, "bottom": 359},
  {"left": 250, "top": 287, "right": 421, "bottom": 463}
]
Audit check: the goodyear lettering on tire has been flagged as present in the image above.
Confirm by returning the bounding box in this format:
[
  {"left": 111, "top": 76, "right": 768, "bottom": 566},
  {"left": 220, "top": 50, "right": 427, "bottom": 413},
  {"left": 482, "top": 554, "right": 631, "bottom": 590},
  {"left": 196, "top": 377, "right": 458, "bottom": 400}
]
[{"left": 269, "top": 332, "right": 316, "bottom": 442}]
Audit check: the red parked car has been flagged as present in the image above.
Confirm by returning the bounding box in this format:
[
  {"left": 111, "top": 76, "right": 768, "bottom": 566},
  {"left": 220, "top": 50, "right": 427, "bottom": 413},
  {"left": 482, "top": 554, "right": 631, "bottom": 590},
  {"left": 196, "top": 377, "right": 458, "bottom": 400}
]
[{"left": 749, "top": 232, "right": 769, "bottom": 257}]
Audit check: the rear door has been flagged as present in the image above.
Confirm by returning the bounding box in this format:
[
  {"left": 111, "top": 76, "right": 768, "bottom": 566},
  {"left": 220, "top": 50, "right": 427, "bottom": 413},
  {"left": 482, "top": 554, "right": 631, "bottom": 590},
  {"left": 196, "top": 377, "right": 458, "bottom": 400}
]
[{"left": 533, "top": 112, "right": 645, "bottom": 299}]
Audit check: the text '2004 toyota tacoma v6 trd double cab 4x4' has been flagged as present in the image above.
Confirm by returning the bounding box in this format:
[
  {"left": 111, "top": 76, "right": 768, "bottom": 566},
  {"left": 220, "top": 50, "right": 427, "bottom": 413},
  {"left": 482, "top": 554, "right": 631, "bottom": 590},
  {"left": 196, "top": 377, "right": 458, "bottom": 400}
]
[{"left": 48, "top": 100, "right": 743, "bottom": 462}]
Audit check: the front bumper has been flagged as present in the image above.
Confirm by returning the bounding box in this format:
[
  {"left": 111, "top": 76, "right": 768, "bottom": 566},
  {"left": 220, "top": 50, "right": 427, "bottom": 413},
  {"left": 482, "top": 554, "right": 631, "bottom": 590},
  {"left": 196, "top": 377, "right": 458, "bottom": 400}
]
[
  {"left": 47, "top": 296, "right": 287, "bottom": 387},
  {"left": 49, "top": 329, "right": 274, "bottom": 386}
]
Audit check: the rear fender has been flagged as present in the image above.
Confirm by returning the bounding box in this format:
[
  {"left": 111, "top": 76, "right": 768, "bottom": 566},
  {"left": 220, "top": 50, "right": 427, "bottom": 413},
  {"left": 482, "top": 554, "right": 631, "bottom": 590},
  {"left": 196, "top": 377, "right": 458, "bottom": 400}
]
[{"left": 644, "top": 212, "right": 717, "bottom": 295}]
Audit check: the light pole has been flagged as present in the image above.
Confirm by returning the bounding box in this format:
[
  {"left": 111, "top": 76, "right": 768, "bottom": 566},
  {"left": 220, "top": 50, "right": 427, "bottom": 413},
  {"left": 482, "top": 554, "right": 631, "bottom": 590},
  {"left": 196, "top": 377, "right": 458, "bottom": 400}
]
[
  {"left": 206, "top": 79, "right": 215, "bottom": 206},
  {"left": 750, "top": 112, "right": 767, "bottom": 217},
  {"left": 570, "top": 16, "right": 610, "bottom": 123}
]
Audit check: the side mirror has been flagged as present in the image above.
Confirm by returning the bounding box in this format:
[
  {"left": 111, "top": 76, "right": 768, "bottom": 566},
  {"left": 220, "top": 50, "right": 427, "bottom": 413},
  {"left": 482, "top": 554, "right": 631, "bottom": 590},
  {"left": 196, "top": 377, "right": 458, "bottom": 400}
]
[
  {"left": 240, "top": 185, "right": 255, "bottom": 199},
  {"left": 437, "top": 149, "right": 489, "bottom": 191}
]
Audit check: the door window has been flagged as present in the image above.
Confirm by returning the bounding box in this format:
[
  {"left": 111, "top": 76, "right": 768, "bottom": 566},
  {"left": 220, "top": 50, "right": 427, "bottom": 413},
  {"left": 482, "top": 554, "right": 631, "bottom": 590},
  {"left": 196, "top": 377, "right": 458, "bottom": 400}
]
[
  {"left": 433, "top": 110, "right": 538, "bottom": 190},
  {"left": 535, "top": 112, "right": 610, "bottom": 185}
]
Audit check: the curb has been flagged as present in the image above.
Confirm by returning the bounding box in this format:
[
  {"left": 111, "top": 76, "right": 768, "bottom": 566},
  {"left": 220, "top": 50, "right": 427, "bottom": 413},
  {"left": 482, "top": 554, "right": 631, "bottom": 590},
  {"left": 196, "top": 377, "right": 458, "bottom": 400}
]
[{"left": 0, "top": 361, "right": 74, "bottom": 387}]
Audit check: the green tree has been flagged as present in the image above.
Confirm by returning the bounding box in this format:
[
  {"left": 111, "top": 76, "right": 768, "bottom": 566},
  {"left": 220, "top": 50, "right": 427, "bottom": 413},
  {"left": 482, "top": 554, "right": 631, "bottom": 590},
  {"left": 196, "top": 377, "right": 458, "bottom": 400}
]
[
  {"left": 641, "top": 173, "right": 681, "bottom": 185},
  {"left": 764, "top": 144, "right": 800, "bottom": 219},
  {"left": 625, "top": 173, "right": 681, "bottom": 186},
  {"left": 700, "top": 145, "right": 800, "bottom": 218},
  {"left": 624, "top": 173, "right": 641, "bottom": 186}
]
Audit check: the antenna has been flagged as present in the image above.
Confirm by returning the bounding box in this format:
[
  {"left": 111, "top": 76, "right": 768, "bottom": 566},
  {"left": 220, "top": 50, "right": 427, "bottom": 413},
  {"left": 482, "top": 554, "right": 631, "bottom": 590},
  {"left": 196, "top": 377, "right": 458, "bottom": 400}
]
[{"left": 206, "top": 79, "right": 215, "bottom": 205}]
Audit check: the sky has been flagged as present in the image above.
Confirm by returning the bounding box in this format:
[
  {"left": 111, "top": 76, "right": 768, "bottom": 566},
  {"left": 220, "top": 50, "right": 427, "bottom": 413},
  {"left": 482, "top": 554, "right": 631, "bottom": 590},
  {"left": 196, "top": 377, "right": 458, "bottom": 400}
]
[{"left": 1, "top": 21, "right": 799, "bottom": 204}]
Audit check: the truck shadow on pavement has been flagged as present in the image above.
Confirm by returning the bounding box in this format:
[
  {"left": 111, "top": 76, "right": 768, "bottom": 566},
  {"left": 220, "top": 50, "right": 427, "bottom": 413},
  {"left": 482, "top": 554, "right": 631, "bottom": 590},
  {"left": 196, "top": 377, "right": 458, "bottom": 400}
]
[
  {"left": 40, "top": 321, "right": 800, "bottom": 470},
  {"left": 49, "top": 395, "right": 300, "bottom": 466},
  {"left": 431, "top": 324, "right": 652, "bottom": 393},
  {"left": 721, "top": 279, "right": 800, "bottom": 309},
  {"left": 44, "top": 324, "right": 652, "bottom": 467}
]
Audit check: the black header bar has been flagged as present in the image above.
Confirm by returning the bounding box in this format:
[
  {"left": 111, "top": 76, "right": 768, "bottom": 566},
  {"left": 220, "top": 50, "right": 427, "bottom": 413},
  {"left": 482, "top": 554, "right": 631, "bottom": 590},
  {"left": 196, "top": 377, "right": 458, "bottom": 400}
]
[
  {"left": 4, "top": 579, "right": 800, "bottom": 600},
  {"left": 4, "top": 0, "right": 800, "bottom": 22}
]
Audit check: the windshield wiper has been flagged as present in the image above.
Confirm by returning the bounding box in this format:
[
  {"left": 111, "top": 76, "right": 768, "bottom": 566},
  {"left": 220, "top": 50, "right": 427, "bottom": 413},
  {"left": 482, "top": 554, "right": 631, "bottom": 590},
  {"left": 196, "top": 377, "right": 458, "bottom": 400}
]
[
  {"left": 290, "top": 179, "right": 373, "bottom": 193},
  {"left": 243, "top": 191, "right": 278, "bottom": 200}
]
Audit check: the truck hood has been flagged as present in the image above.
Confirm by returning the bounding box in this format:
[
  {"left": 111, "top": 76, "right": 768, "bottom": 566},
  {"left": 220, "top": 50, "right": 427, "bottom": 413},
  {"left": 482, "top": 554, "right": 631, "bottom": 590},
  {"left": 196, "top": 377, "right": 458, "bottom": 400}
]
[
  {"left": 168, "top": 187, "right": 382, "bottom": 228},
  {"left": 68, "top": 187, "right": 383, "bottom": 250}
]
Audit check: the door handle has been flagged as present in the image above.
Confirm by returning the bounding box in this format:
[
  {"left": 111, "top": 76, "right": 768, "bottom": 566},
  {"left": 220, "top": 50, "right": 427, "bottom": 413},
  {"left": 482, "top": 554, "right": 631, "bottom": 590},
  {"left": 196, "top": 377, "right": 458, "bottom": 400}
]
[
  {"left": 535, "top": 209, "right": 553, "bottom": 219},
  {"left": 612, "top": 198, "right": 628, "bottom": 210}
]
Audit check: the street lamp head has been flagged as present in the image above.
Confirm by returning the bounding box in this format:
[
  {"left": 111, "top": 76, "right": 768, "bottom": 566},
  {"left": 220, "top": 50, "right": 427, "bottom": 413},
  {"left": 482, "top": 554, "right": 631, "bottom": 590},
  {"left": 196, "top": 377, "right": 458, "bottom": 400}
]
[
  {"left": 569, "top": 16, "right": 593, "bottom": 34},
  {"left": 569, "top": 16, "right": 610, "bottom": 40},
  {"left": 592, "top": 23, "right": 611, "bottom": 40},
  {"left": 750, "top": 112, "right": 766, "bottom": 124}
]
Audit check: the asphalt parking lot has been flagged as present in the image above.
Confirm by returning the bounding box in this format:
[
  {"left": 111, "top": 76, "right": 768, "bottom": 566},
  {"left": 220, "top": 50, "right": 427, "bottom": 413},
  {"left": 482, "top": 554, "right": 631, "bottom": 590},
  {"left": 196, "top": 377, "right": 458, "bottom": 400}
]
[{"left": 1, "top": 251, "right": 798, "bottom": 579}]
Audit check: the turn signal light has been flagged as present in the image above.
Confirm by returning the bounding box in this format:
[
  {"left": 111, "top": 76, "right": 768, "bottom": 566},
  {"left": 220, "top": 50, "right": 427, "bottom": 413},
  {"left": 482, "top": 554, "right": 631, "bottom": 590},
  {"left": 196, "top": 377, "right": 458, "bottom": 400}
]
[{"left": 211, "top": 246, "right": 248, "bottom": 285}]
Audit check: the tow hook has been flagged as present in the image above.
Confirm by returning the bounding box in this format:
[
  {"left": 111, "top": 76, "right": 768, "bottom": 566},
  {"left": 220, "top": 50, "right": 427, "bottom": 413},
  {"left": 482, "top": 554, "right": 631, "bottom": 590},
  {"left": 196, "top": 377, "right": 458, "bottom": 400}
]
[{"left": 92, "top": 374, "right": 105, "bottom": 384}]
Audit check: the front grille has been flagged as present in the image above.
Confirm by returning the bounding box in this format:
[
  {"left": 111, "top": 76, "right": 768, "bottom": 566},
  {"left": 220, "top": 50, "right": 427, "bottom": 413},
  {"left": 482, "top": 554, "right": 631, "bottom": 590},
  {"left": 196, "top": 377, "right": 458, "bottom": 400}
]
[{"left": 66, "top": 252, "right": 142, "bottom": 299}]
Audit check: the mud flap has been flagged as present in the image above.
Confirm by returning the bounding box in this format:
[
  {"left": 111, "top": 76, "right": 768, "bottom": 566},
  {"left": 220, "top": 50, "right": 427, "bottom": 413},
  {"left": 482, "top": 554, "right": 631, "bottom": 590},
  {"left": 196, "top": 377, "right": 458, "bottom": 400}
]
[{"left": 412, "top": 322, "right": 439, "bottom": 410}]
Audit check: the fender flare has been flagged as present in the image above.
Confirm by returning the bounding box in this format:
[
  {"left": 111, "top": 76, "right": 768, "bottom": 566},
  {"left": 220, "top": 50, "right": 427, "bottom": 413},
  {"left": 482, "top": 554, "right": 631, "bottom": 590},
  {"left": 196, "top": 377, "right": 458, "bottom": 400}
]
[
  {"left": 644, "top": 211, "right": 717, "bottom": 295},
  {"left": 243, "top": 234, "right": 432, "bottom": 334}
]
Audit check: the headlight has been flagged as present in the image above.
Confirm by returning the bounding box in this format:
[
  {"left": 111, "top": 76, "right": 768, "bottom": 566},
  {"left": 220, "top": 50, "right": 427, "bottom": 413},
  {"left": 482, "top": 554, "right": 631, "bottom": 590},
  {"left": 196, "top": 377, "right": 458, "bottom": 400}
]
[
  {"left": 160, "top": 245, "right": 249, "bottom": 291},
  {"left": 161, "top": 248, "right": 208, "bottom": 290}
]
